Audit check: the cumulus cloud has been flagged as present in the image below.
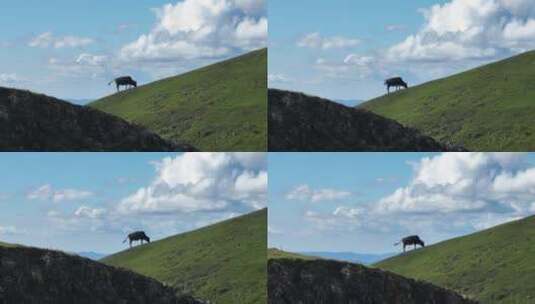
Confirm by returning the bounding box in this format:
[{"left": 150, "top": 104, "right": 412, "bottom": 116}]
[
  {"left": 304, "top": 153, "right": 535, "bottom": 238},
  {"left": 386, "top": 0, "right": 535, "bottom": 62},
  {"left": 286, "top": 184, "right": 351, "bottom": 203},
  {"left": 27, "top": 184, "right": 93, "bottom": 202},
  {"left": 29, "top": 32, "right": 93, "bottom": 49},
  {"left": 118, "top": 152, "right": 267, "bottom": 215},
  {"left": 297, "top": 32, "right": 360, "bottom": 50},
  {"left": 119, "top": 0, "right": 267, "bottom": 63}
]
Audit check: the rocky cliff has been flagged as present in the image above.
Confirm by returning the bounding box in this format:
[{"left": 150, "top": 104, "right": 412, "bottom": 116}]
[
  {"left": 0, "top": 87, "right": 196, "bottom": 151},
  {"left": 0, "top": 245, "right": 204, "bottom": 304},
  {"left": 269, "top": 89, "right": 463, "bottom": 151},
  {"left": 268, "top": 259, "right": 477, "bottom": 304}
]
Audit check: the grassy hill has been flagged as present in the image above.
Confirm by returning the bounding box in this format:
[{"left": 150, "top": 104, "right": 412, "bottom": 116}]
[
  {"left": 361, "top": 50, "right": 535, "bottom": 151},
  {"left": 91, "top": 49, "right": 267, "bottom": 151},
  {"left": 375, "top": 215, "right": 535, "bottom": 303},
  {"left": 103, "top": 209, "right": 267, "bottom": 304}
]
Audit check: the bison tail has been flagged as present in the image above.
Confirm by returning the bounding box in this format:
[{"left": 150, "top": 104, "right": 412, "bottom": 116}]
[
  {"left": 122, "top": 237, "right": 127, "bottom": 243},
  {"left": 393, "top": 241, "right": 400, "bottom": 246},
  {"left": 108, "top": 80, "right": 114, "bottom": 86}
]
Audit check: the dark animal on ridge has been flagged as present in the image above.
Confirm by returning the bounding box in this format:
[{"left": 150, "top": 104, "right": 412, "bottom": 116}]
[
  {"left": 109, "top": 76, "right": 137, "bottom": 92},
  {"left": 123, "top": 231, "right": 150, "bottom": 248},
  {"left": 395, "top": 235, "right": 425, "bottom": 252},
  {"left": 385, "top": 77, "right": 408, "bottom": 94}
]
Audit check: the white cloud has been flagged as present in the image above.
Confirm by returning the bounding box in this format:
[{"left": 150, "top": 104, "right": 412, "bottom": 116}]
[
  {"left": 286, "top": 184, "right": 351, "bottom": 203},
  {"left": 118, "top": 152, "right": 267, "bottom": 215},
  {"left": 74, "top": 206, "right": 107, "bottom": 219},
  {"left": 268, "top": 73, "right": 292, "bottom": 83},
  {"left": 29, "top": 32, "right": 93, "bottom": 49},
  {"left": 297, "top": 32, "right": 360, "bottom": 50},
  {"left": 386, "top": 0, "right": 535, "bottom": 62},
  {"left": 119, "top": 0, "right": 267, "bottom": 63},
  {"left": 48, "top": 54, "right": 109, "bottom": 79},
  {"left": 53, "top": 189, "right": 93, "bottom": 202},
  {"left": 0, "top": 226, "right": 20, "bottom": 235},
  {"left": 0, "top": 73, "right": 24, "bottom": 86},
  {"left": 27, "top": 184, "right": 53, "bottom": 200},
  {"left": 386, "top": 24, "right": 407, "bottom": 31},
  {"left": 302, "top": 153, "right": 535, "bottom": 240},
  {"left": 76, "top": 53, "right": 108, "bottom": 66},
  {"left": 27, "top": 184, "right": 93, "bottom": 202}
]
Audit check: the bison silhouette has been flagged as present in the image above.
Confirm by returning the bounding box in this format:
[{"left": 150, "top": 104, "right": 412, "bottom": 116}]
[
  {"left": 385, "top": 77, "right": 408, "bottom": 94},
  {"left": 123, "top": 231, "right": 150, "bottom": 248},
  {"left": 109, "top": 76, "right": 137, "bottom": 92},
  {"left": 395, "top": 235, "right": 425, "bottom": 252}
]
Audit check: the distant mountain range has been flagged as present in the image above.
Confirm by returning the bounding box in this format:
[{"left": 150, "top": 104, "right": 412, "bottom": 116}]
[
  {"left": 67, "top": 99, "right": 94, "bottom": 105},
  {"left": 334, "top": 99, "right": 364, "bottom": 107},
  {"left": 76, "top": 251, "right": 108, "bottom": 260},
  {"left": 299, "top": 251, "right": 395, "bottom": 265}
]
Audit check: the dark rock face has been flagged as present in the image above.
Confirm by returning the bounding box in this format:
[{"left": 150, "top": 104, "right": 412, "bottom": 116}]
[
  {"left": 0, "top": 87, "right": 196, "bottom": 151},
  {"left": 0, "top": 246, "right": 204, "bottom": 304},
  {"left": 268, "top": 259, "right": 478, "bottom": 304},
  {"left": 269, "top": 89, "right": 464, "bottom": 152}
]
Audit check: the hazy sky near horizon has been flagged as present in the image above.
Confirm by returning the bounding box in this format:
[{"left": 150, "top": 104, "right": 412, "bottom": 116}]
[
  {"left": 0, "top": 153, "right": 267, "bottom": 253},
  {"left": 269, "top": 0, "right": 535, "bottom": 101},
  {"left": 0, "top": 0, "right": 267, "bottom": 100},
  {"left": 269, "top": 153, "right": 535, "bottom": 254}
]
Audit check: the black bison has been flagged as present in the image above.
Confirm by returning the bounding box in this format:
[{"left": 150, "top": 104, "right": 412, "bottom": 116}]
[
  {"left": 123, "top": 231, "right": 150, "bottom": 248},
  {"left": 109, "top": 76, "right": 137, "bottom": 92},
  {"left": 395, "top": 235, "right": 425, "bottom": 252},
  {"left": 385, "top": 77, "right": 408, "bottom": 94}
]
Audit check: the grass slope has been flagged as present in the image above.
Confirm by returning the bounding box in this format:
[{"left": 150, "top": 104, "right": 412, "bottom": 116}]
[
  {"left": 361, "top": 50, "right": 535, "bottom": 151},
  {"left": 102, "top": 209, "right": 267, "bottom": 304},
  {"left": 91, "top": 49, "right": 267, "bottom": 151},
  {"left": 375, "top": 215, "right": 535, "bottom": 303}
]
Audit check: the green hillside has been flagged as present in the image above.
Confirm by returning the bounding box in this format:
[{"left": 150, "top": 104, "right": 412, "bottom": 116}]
[
  {"left": 268, "top": 248, "right": 317, "bottom": 260},
  {"left": 90, "top": 49, "right": 267, "bottom": 151},
  {"left": 375, "top": 215, "right": 535, "bottom": 303},
  {"left": 361, "top": 50, "right": 535, "bottom": 151},
  {"left": 102, "top": 209, "right": 267, "bottom": 304}
]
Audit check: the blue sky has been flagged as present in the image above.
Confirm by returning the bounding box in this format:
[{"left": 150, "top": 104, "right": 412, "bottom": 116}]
[
  {"left": 0, "top": 0, "right": 267, "bottom": 101},
  {"left": 0, "top": 153, "right": 267, "bottom": 254},
  {"left": 269, "top": 0, "right": 535, "bottom": 101},
  {"left": 269, "top": 153, "right": 535, "bottom": 254}
]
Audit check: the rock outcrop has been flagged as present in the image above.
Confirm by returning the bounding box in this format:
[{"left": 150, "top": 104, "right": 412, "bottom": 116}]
[
  {"left": 0, "top": 245, "right": 204, "bottom": 304},
  {"left": 269, "top": 89, "right": 464, "bottom": 151},
  {"left": 0, "top": 87, "right": 196, "bottom": 151},
  {"left": 268, "top": 259, "right": 477, "bottom": 304}
]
